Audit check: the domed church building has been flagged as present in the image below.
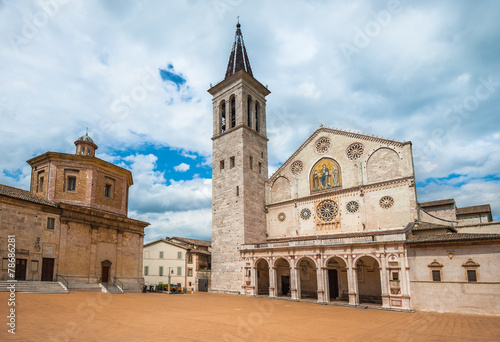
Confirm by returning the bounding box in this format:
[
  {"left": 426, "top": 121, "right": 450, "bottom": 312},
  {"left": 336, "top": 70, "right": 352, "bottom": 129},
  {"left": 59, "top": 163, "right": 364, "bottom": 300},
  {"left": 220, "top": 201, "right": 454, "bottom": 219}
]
[
  {"left": 0, "top": 133, "right": 149, "bottom": 293},
  {"left": 209, "top": 23, "right": 500, "bottom": 315}
]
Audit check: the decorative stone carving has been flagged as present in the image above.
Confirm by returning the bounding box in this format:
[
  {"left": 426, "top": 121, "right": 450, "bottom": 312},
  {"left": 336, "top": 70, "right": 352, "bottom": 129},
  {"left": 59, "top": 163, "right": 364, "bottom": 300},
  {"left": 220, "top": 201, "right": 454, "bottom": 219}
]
[
  {"left": 316, "top": 200, "right": 339, "bottom": 222},
  {"left": 346, "top": 142, "right": 364, "bottom": 160},
  {"left": 315, "top": 137, "right": 331, "bottom": 154},
  {"left": 346, "top": 201, "right": 359, "bottom": 213},
  {"left": 290, "top": 160, "right": 304, "bottom": 175},
  {"left": 379, "top": 196, "right": 394, "bottom": 209},
  {"left": 278, "top": 212, "right": 286, "bottom": 222},
  {"left": 300, "top": 208, "right": 311, "bottom": 220}
]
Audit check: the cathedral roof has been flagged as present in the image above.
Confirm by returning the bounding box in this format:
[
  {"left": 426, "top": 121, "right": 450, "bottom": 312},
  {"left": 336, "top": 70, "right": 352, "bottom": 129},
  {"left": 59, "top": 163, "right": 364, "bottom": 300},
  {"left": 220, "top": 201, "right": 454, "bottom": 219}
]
[
  {"left": 456, "top": 204, "right": 491, "bottom": 215},
  {"left": 225, "top": 22, "right": 253, "bottom": 79},
  {"left": 406, "top": 233, "right": 500, "bottom": 244}
]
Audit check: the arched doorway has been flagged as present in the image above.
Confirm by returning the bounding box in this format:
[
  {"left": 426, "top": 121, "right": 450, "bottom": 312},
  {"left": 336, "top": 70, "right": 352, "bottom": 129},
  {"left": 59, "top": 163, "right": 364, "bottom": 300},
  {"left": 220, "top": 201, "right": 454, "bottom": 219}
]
[
  {"left": 298, "top": 257, "right": 317, "bottom": 300},
  {"left": 101, "top": 260, "right": 112, "bottom": 283},
  {"left": 256, "top": 259, "right": 270, "bottom": 295},
  {"left": 356, "top": 256, "right": 382, "bottom": 304},
  {"left": 326, "top": 257, "right": 348, "bottom": 302},
  {"left": 275, "top": 258, "right": 291, "bottom": 297}
]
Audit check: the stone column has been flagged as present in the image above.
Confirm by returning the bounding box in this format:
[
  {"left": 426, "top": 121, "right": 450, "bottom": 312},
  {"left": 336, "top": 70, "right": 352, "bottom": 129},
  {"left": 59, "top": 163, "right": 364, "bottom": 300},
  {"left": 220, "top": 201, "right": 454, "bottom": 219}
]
[
  {"left": 269, "top": 266, "right": 277, "bottom": 298},
  {"left": 399, "top": 252, "right": 411, "bottom": 310},
  {"left": 379, "top": 253, "right": 390, "bottom": 308},
  {"left": 347, "top": 254, "right": 358, "bottom": 306},
  {"left": 316, "top": 266, "right": 326, "bottom": 304},
  {"left": 290, "top": 265, "right": 299, "bottom": 301},
  {"left": 251, "top": 266, "right": 258, "bottom": 296},
  {"left": 322, "top": 267, "right": 329, "bottom": 302}
]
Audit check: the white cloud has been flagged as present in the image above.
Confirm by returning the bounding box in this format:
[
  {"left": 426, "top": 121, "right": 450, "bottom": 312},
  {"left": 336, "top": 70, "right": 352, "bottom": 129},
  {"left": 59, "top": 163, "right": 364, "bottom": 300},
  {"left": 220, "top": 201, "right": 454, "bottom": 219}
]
[
  {"left": 1, "top": 0, "right": 499, "bottom": 231},
  {"left": 174, "top": 163, "right": 190, "bottom": 172}
]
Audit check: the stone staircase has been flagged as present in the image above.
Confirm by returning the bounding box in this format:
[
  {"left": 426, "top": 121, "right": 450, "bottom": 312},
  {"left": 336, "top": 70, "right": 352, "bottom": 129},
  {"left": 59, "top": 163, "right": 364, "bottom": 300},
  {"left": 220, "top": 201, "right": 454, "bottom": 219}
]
[
  {"left": 0, "top": 281, "right": 68, "bottom": 294},
  {"left": 102, "top": 282, "right": 123, "bottom": 294},
  {"left": 67, "top": 283, "right": 101, "bottom": 292}
]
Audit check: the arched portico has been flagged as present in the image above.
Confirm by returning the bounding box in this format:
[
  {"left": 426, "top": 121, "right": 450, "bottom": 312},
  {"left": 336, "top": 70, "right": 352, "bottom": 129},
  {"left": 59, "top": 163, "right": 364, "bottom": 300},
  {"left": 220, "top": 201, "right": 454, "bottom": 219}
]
[
  {"left": 296, "top": 257, "right": 318, "bottom": 300},
  {"left": 355, "top": 256, "right": 382, "bottom": 305},
  {"left": 325, "top": 256, "right": 349, "bottom": 302},
  {"left": 274, "top": 258, "right": 291, "bottom": 297},
  {"left": 256, "top": 259, "right": 270, "bottom": 295}
]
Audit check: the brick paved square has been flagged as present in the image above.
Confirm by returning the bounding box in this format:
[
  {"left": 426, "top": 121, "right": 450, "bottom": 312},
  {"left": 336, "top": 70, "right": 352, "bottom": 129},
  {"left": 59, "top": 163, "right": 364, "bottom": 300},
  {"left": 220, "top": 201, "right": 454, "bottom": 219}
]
[{"left": 1, "top": 292, "right": 499, "bottom": 341}]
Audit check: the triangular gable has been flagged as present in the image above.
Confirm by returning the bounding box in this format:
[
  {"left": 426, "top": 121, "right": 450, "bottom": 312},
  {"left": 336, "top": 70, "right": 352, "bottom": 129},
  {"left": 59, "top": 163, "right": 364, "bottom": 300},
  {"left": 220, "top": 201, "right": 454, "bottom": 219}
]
[{"left": 268, "top": 126, "right": 410, "bottom": 183}]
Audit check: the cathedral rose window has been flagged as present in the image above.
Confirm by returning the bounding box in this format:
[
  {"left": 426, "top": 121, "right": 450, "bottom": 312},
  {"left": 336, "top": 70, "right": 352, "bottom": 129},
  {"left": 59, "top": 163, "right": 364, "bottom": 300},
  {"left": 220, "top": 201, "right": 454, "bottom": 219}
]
[
  {"left": 300, "top": 208, "right": 311, "bottom": 220},
  {"left": 317, "top": 200, "right": 339, "bottom": 222},
  {"left": 346, "top": 142, "right": 365, "bottom": 161},
  {"left": 346, "top": 201, "right": 359, "bottom": 213},
  {"left": 290, "top": 160, "right": 304, "bottom": 175},
  {"left": 379, "top": 196, "right": 394, "bottom": 209},
  {"left": 315, "top": 137, "right": 331, "bottom": 154}
]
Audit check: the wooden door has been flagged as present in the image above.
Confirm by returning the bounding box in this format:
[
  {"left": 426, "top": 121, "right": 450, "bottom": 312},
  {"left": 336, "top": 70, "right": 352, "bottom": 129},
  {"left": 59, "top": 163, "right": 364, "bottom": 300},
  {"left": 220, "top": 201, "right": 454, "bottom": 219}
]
[
  {"left": 328, "top": 269, "right": 339, "bottom": 299},
  {"left": 15, "top": 259, "right": 27, "bottom": 280},
  {"left": 102, "top": 265, "right": 110, "bottom": 283},
  {"left": 41, "top": 258, "right": 54, "bottom": 281},
  {"left": 281, "top": 276, "right": 290, "bottom": 296}
]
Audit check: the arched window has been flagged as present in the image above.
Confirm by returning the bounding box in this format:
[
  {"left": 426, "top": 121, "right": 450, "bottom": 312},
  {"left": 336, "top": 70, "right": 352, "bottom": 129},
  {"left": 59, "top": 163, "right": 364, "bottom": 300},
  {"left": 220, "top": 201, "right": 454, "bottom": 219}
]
[
  {"left": 247, "top": 96, "right": 252, "bottom": 127},
  {"left": 230, "top": 95, "right": 236, "bottom": 128},
  {"left": 220, "top": 100, "right": 226, "bottom": 133},
  {"left": 255, "top": 101, "right": 260, "bottom": 133}
]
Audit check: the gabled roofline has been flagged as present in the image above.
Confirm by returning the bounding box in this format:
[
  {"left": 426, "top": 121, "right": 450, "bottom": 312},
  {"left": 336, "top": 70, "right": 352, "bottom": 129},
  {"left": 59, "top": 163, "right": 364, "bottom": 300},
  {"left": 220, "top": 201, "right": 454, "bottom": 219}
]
[
  {"left": 143, "top": 238, "right": 190, "bottom": 250},
  {"left": 268, "top": 126, "right": 410, "bottom": 183}
]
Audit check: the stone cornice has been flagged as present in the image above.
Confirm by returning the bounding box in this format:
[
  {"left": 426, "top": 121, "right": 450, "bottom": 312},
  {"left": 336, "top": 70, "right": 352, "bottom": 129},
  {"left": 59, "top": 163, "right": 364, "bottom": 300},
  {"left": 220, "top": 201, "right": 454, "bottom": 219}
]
[
  {"left": 27, "top": 152, "right": 133, "bottom": 186},
  {"left": 268, "top": 127, "right": 411, "bottom": 184},
  {"left": 208, "top": 69, "right": 270, "bottom": 97},
  {"left": 266, "top": 176, "right": 413, "bottom": 208},
  {"left": 212, "top": 123, "right": 269, "bottom": 141},
  {"left": 59, "top": 203, "right": 149, "bottom": 235}
]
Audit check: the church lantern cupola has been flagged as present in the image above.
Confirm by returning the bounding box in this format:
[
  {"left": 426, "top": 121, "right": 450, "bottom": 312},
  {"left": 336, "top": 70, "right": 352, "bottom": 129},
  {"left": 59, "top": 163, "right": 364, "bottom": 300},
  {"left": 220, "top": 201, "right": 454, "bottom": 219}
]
[{"left": 75, "top": 131, "right": 98, "bottom": 157}]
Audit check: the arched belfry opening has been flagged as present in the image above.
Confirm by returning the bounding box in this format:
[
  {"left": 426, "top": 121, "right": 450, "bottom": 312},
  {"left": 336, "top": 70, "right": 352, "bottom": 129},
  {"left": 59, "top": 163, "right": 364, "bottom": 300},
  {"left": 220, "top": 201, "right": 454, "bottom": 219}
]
[{"left": 220, "top": 100, "right": 226, "bottom": 133}]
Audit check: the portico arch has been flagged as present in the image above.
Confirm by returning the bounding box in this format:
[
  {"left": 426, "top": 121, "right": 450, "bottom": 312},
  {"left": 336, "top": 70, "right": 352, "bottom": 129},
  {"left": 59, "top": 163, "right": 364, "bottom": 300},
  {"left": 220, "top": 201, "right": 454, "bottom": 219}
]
[
  {"left": 275, "top": 258, "right": 291, "bottom": 297},
  {"left": 325, "top": 256, "right": 348, "bottom": 301},
  {"left": 356, "top": 256, "right": 382, "bottom": 304},
  {"left": 256, "top": 259, "right": 270, "bottom": 295},
  {"left": 297, "top": 257, "right": 317, "bottom": 300}
]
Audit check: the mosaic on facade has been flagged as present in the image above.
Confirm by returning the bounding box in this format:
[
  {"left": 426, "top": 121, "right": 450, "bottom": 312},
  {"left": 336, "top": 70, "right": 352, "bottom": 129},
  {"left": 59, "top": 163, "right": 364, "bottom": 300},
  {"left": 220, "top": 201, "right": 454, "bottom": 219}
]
[{"left": 310, "top": 158, "right": 341, "bottom": 193}]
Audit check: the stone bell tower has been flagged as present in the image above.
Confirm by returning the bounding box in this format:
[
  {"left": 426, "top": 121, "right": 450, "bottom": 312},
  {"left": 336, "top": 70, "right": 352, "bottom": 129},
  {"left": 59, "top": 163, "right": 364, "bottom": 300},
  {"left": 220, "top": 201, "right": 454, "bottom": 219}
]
[{"left": 208, "top": 22, "right": 270, "bottom": 293}]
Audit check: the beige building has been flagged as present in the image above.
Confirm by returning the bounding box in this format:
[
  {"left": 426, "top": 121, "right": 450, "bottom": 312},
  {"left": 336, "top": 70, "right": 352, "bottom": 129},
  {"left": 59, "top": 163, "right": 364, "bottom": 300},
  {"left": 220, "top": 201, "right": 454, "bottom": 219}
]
[
  {"left": 143, "top": 237, "right": 211, "bottom": 292},
  {"left": 210, "top": 23, "right": 500, "bottom": 315},
  {"left": 0, "top": 133, "right": 149, "bottom": 292}
]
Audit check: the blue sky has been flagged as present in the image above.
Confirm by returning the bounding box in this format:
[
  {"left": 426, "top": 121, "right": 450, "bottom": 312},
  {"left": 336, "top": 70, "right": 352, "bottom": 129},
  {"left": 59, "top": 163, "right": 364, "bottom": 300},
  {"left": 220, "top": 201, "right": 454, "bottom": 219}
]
[{"left": 1, "top": 0, "right": 499, "bottom": 242}]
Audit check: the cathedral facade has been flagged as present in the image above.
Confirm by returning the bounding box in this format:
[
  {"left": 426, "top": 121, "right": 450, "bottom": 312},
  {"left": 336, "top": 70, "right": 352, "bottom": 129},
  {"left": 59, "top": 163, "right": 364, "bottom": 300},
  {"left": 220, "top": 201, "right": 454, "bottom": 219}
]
[{"left": 210, "top": 24, "right": 500, "bottom": 315}]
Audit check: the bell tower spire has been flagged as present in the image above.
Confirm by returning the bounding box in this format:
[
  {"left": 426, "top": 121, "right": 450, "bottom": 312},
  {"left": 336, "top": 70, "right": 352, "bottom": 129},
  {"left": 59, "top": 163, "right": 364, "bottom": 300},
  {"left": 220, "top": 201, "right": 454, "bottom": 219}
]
[
  {"left": 209, "top": 21, "right": 270, "bottom": 294},
  {"left": 225, "top": 21, "right": 253, "bottom": 79}
]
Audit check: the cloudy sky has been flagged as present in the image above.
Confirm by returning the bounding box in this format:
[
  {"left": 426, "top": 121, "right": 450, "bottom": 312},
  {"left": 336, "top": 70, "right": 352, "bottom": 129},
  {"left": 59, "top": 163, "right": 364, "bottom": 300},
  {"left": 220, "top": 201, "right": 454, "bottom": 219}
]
[{"left": 1, "top": 0, "right": 499, "bottom": 242}]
